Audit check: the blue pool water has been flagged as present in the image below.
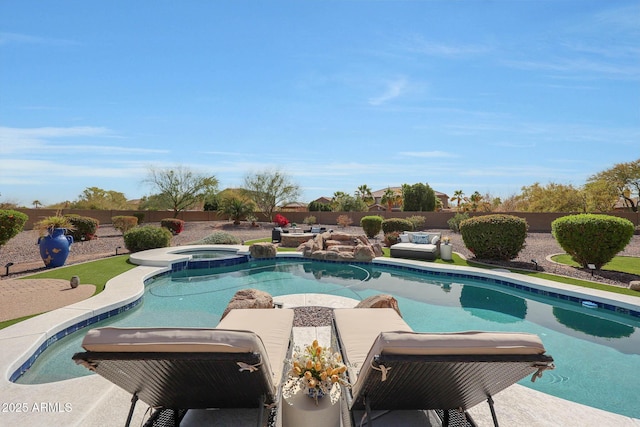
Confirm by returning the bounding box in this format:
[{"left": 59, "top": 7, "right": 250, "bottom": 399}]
[{"left": 16, "top": 259, "right": 640, "bottom": 418}]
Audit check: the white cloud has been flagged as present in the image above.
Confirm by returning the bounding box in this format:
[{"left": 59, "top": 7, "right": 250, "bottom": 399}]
[
  {"left": 368, "top": 77, "right": 408, "bottom": 106},
  {"left": 403, "top": 35, "right": 491, "bottom": 58},
  {"left": 0, "top": 126, "right": 167, "bottom": 155},
  {"left": 398, "top": 151, "right": 456, "bottom": 158},
  {"left": 0, "top": 32, "right": 79, "bottom": 46}
]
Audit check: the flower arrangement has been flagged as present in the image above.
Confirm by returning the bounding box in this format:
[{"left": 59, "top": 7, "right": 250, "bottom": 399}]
[
  {"left": 287, "top": 340, "right": 349, "bottom": 403},
  {"left": 442, "top": 236, "right": 451, "bottom": 245}
]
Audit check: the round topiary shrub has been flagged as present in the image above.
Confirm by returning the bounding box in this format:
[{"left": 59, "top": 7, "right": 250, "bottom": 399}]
[
  {"left": 133, "top": 212, "right": 146, "bottom": 225},
  {"left": 381, "top": 218, "right": 413, "bottom": 234},
  {"left": 190, "top": 232, "right": 242, "bottom": 245},
  {"left": 551, "top": 214, "right": 635, "bottom": 269},
  {"left": 123, "top": 225, "right": 172, "bottom": 252},
  {"left": 360, "top": 215, "right": 383, "bottom": 238},
  {"left": 0, "top": 209, "right": 28, "bottom": 247},
  {"left": 459, "top": 214, "right": 528, "bottom": 260},
  {"left": 66, "top": 215, "right": 99, "bottom": 241}
]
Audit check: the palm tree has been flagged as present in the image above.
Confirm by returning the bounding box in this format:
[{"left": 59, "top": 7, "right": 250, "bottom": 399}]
[
  {"left": 32, "top": 200, "right": 42, "bottom": 209},
  {"left": 469, "top": 191, "right": 483, "bottom": 212},
  {"left": 356, "top": 184, "right": 374, "bottom": 205},
  {"left": 381, "top": 187, "right": 397, "bottom": 211},
  {"left": 451, "top": 190, "right": 464, "bottom": 211},
  {"left": 217, "top": 197, "right": 255, "bottom": 225}
]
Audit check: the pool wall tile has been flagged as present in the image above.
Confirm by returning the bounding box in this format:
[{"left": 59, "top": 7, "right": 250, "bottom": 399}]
[{"left": 10, "top": 296, "right": 142, "bottom": 383}]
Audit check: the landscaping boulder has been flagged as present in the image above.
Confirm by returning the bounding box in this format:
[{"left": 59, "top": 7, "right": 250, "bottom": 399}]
[
  {"left": 221, "top": 288, "right": 274, "bottom": 319},
  {"left": 355, "top": 294, "right": 402, "bottom": 317},
  {"left": 249, "top": 242, "right": 277, "bottom": 259},
  {"left": 629, "top": 281, "right": 640, "bottom": 291},
  {"left": 299, "top": 232, "right": 381, "bottom": 262}
]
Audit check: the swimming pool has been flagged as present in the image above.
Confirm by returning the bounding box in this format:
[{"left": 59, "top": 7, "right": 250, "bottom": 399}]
[{"left": 14, "top": 257, "right": 640, "bottom": 419}]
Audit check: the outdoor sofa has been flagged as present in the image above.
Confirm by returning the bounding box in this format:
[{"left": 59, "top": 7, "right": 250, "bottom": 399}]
[
  {"left": 389, "top": 231, "right": 441, "bottom": 260},
  {"left": 332, "top": 308, "right": 555, "bottom": 427},
  {"left": 73, "top": 308, "right": 294, "bottom": 427}
]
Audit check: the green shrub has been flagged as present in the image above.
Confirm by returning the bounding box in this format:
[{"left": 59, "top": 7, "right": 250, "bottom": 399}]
[
  {"left": 190, "top": 231, "right": 242, "bottom": 245},
  {"left": 447, "top": 212, "right": 470, "bottom": 233},
  {"left": 360, "top": 215, "right": 383, "bottom": 238},
  {"left": 124, "top": 225, "right": 172, "bottom": 252},
  {"left": 66, "top": 215, "right": 99, "bottom": 241},
  {"left": 459, "top": 214, "right": 528, "bottom": 260},
  {"left": 0, "top": 209, "right": 28, "bottom": 247},
  {"left": 384, "top": 231, "right": 401, "bottom": 246},
  {"left": 161, "top": 218, "right": 185, "bottom": 234},
  {"left": 112, "top": 215, "right": 138, "bottom": 234},
  {"left": 381, "top": 218, "right": 413, "bottom": 234},
  {"left": 133, "top": 212, "right": 146, "bottom": 224},
  {"left": 405, "top": 215, "right": 426, "bottom": 231},
  {"left": 551, "top": 214, "right": 635, "bottom": 269},
  {"left": 308, "top": 200, "right": 331, "bottom": 211},
  {"left": 303, "top": 215, "right": 317, "bottom": 225}
]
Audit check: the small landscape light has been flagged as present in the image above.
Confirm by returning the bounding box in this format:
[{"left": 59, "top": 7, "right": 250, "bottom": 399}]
[
  {"left": 587, "top": 264, "right": 596, "bottom": 276},
  {"left": 116, "top": 246, "right": 122, "bottom": 255},
  {"left": 5, "top": 262, "right": 14, "bottom": 276}
]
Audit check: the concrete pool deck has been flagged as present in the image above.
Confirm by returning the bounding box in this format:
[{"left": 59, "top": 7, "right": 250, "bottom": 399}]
[{"left": 1, "top": 246, "right": 639, "bottom": 426}]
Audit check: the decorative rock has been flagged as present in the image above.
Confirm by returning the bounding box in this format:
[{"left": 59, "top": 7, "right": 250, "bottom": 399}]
[
  {"left": 221, "top": 288, "right": 274, "bottom": 319},
  {"left": 355, "top": 294, "right": 402, "bottom": 317},
  {"left": 329, "top": 232, "right": 356, "bottom": 242},
  {"left": 70, "top": 276, "right": 80, "bottom": 289},
  {"left": 298, "top": 232, "right": 380, "bottom": 262},
  {"left": 353, "top": 245, "right": 375, "bottom": 261},
  {"left": 249, "top": 242, "right": 277, "bottom": 258},
  {"left": 629, "top": 281, "right": 640, "bottom": 291}
]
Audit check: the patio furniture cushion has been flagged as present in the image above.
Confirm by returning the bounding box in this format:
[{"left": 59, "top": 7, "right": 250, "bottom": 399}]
[
  {"left": 333, "top": 308, "right": 413, "bottom": 382},
  {"left": 73, "top": 308, "right": 295, "bottom": 426},
  {"left": 368, "top": 330, "right": 546, "bottom": 357},
  {"left": 217, "top": 308, "right": 294, "bottom": 382}
]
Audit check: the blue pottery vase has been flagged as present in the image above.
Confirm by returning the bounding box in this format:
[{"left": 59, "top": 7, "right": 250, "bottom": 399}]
[{"left": 38, "top": 228, "right": 74, "bottom": 268}]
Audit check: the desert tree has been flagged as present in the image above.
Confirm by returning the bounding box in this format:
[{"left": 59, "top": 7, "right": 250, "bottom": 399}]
[
  {"left": 588, "top": 159, "right": 640, "bottom": 212},
  {"left": 243, "top": 169, "right": 300, "bottom": 221},
  {"left": 144, "top": 165, "right": 219, "bottom": 218}
]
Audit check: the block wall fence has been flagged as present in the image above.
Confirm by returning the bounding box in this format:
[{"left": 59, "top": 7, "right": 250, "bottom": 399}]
[{"left": 14, "top": 209, "right": 639, "bottom": 233}]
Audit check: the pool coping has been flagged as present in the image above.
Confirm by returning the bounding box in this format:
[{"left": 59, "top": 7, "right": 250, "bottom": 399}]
[{"left": 1, "top": 245, "right": 639, "bottom": 426}]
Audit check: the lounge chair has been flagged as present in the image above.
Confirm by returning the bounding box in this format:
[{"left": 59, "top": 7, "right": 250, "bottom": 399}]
[
  {"left": 332, "top": 308, "right": 554, "bottom": 427},
  {"left": 73, "top": 308, "right": 295, "bottom": 427}
]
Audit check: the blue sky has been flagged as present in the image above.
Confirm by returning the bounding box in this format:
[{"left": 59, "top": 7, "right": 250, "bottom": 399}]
[{"left": 1, "top": 1, "right": 638, "bottom": 207}]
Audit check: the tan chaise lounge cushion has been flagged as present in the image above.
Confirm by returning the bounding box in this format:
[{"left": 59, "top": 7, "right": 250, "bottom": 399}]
[
  {"left": 217, "top": 308, "right": 294, "bottom": 382},
  {"left": 82, "top": 308, "right": 294, "bottom": 384},
  {"left": 353, "top": 330, "right": 547, "bottom": 399},
  {"left": 333, "top": 308, "right": 413, "bottom": 381},
  {"left": 369, "top": 330, "right": 547, "bottom": 357},
  {"left": 82, "top": 327, "right": 266, "bottom": 354}
]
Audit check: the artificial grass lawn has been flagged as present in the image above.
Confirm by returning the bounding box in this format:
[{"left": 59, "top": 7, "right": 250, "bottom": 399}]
[
  {"left": 21, "top": 255, "right": 136, "bottom": 296},
  {"left": 0, "top": 256, "right": 136, "bottom": 329},
  {"left": 551, "top": 254, "right": 640, "bottom": 276}
]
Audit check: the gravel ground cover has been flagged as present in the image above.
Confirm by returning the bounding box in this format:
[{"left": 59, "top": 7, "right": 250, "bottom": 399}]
[{"left": 1, "top": 221, "right": 639, "bottom": 289}]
